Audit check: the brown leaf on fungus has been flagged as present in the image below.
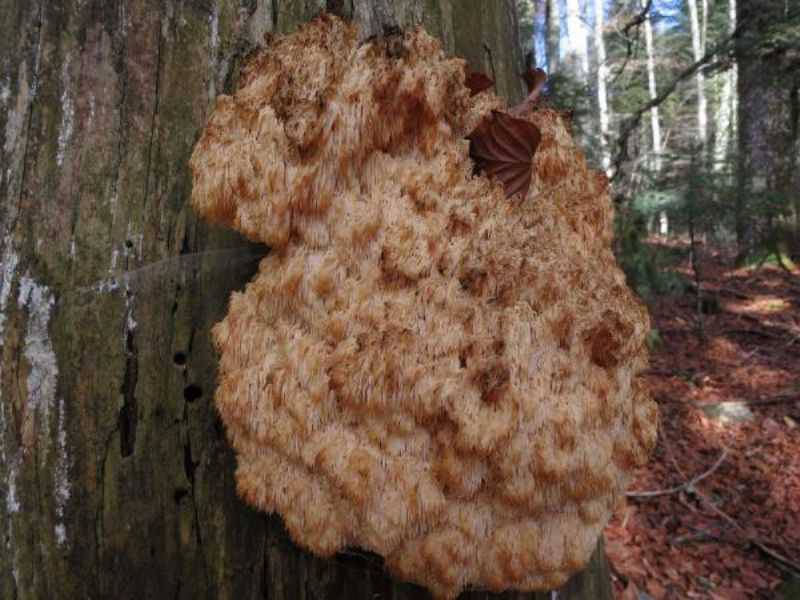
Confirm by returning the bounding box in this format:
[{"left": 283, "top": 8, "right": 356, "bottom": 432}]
[
  {"left": 464, "top": 70, "right": 495, "bottom": 96},
  {"left": 467, "top": 110, "right": 541, "bottom": 199}
]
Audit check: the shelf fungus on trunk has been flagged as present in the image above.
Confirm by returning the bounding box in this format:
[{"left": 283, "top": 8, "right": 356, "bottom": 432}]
[{"left": 190, "top": 13, "right": 657, "bottom": 600}]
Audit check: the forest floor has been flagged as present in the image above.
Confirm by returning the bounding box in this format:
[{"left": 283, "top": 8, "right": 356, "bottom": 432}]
[{"left": 605, "top": 239, "right": 800, "bottom": 600}]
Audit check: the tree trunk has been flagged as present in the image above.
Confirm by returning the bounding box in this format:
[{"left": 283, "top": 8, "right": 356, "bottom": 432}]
[
  {"left": 713, "top": 0, "right": 737, "bottom": 172},
  {"left": 735, "top": 0, "right": 799, "bottom": 263},
  {"left": 687, "top": 0, "right": 708, "bottom": 147},
  {"left": 0, "top": 1, "right": 612, "bottom": 599},
  {"left": 642, "top": 0, "right": 662, "bottom": 173},
  {"left": 546, "top": 0, "right": 560, "bottom": 73},
  {"left": 563, "top": 0, "right": 589, "bottom": 83},
  {"left": 594, "top": 0, "right": 610, "bottom": 173}
]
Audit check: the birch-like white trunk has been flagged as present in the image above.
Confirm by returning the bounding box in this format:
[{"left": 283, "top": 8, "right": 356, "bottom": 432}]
[
  {"left": 713, "top": 0, "right": 737, "bottom": 171},
  {"left": 594, "top": 0, "right": 610, "bottom": 173},
  {"left": 687, "top": 0, "right": 708, "bottom": 145},
  {"left": 643, "top": 0, "right": 667, "bottom": 233},
  {"left": 564, "top": 0, "right": 589, "bottom": 82},
  {"left": 546, "top": 0, "right": 560, "bottom": 73},
  {"left": 643, "top": 0, "right": 662, "bottom": 170}
]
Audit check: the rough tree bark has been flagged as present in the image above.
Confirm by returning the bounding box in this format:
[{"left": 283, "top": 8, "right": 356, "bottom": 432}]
[
  {"left": 735, "top": 0, "right": 799, "bottom": 263},
  {"left": 0, "top": 1, "right": 613, "bottom": 599}
]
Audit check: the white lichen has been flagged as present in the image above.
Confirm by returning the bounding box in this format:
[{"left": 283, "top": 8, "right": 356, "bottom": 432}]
[
  {"left": 3, "top": 66, "right": 27, "bottom": 155},
  {"left": 0, "top": 77, "right": 10, "bottom": 106},
  {"left": 56, "top": 60, "right": 75, "bottom": 167},
  {"left": 18, "top": 275, "right": 58, "bottom": 442},
  {"left": 0, "top": 236, "right": 20, "bottom": 338},
  {"left": 54, "top": 397, "right": 70, "bottom": 545},
  {"left": 16, "top": 274, "right": 71, "bottom": 545},
  {"left": 124, "top": 290, "right": 137, "bottom": 335},
  {"left": 5, "top": 464, "right": 20, "bottom": 514},
  {"left": 1, "top": 239, "right": 21, "bottom": 517}
]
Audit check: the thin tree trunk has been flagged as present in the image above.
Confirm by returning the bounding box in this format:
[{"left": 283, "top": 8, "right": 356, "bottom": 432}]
[
  {"left": 0, "top": 1, "right": 610, "bottom": 598},
  {"left": 642, "top": 0, "right": 666, "bottom": 233},
  {"left": 533, "top": 0, "right": 547, "bottom": 66},
  {"left": 594, "top": 0, "right": 611, "bottom": 173},
  {"left": 546, "top": 0, "right": 561, "bottom": 73},
  {"left": 564, "top": 0, "right": 589, "bottom": 82},
  {"left": 643, "top": 0, "right": 662, "bottom": 171},
  {"left": 687, "top": 0, "right": 708, "bottom": 146},
  {"left": 713, "top": 0, "right": 737, "bottom": 172}
]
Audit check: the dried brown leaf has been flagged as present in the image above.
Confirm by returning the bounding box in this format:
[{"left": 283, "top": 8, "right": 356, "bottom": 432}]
[
  {"left": 465, "top": 71, "right": 494, "bottom": 96},
  {"left": 467, "top": 110, "right": 541, "bottom": 200}
]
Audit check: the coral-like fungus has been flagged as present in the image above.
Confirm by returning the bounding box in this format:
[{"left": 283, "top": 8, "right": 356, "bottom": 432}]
[{"left": 190, "top": 14, "right": 657, "bottom": 599}]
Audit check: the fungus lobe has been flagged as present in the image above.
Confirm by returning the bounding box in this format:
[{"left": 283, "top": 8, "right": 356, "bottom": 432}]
[{"left": 190, "top": 14, "right": 657, "bottom": 600}]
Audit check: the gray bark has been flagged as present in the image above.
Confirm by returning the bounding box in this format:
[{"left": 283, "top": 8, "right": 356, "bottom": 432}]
[
  {"left": 735, "top": 0, "right": 799, "bottom": 262},
  {"left": 0, "top": 1, "right": 610, "bottom": 598}
]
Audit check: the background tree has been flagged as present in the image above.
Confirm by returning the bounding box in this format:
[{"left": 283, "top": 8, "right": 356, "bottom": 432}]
[
  {"left": 0, "top": 1, "right": 614, "bottom": 599},
  {"left": 735, "top": 0, "right": 800, "bottom": 264},
  {"left": 546, "top": 0, "right": 561, "bottom": 73},
  {"left": 595, "top": 0, "right": 612, "bottom": 173},
  {"left": 687, "top": 0, "right": 708, "bottom": 148}
]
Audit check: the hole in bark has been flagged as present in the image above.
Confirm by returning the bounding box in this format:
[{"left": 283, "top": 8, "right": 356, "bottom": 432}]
[
  {"left": 174, "top": 488, "right": 188, "bottom": 503},
  {"left": 125, "top": 239, "right": 134, "bottom": 249},
  {"left": 183, "top": 384, "right": 202, "bottom": 402},
  {"left": 173, "top": 352, "right": 187, "bottom": 366}
]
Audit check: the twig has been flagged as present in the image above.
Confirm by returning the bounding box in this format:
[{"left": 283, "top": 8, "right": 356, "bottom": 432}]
[
  {"left": 733, "top": 395, "right": 800, "bottom": 407},
  {"left": 722, "top": 328, "right": 784, "bottom": 340},
  {"left": 713, "top": 287, "right": 752, "bottom": 300},
  {"left": 622, "top": 0, "right": 654, "bottom": 37},
  {"left": 690, "top": 489, "right": 800, "bottom": 575},
  {"left": 626, "top": 449, "right": 728, "bottom": 498},
  {"left": 607, "top": 0, "right": 652, "bottom": 86}
]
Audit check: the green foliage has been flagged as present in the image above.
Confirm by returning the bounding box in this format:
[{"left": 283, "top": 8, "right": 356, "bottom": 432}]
[
  {"left": 615, "top": 208, "right": 689, "bottom": 301},
  {"left": 646, "top": 328, "right": 664, "bottom": 351}
]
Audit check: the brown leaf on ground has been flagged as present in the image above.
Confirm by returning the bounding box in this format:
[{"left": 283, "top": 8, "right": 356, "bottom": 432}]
[
  {"left": 466, "top": 110, "right": 541, "bottom": 200},
  {"left": 606, "top": 240, "right": 800, "bottom": 599}
]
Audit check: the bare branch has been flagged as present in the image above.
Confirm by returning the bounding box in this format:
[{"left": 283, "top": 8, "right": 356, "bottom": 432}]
[
  {"left": 610, "top": 23, "right": 743, "bottom": 182},
  {"left": 608, "top": 0, "right": 653, "bottom": 85},
  {"left": 626, "top": 449, "right": 728, "bottom": 498}
]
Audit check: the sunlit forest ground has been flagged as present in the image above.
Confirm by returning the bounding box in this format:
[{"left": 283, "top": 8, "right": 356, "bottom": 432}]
[{"left": 605, "top": 238, "right": 800, "bottom": 599}]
